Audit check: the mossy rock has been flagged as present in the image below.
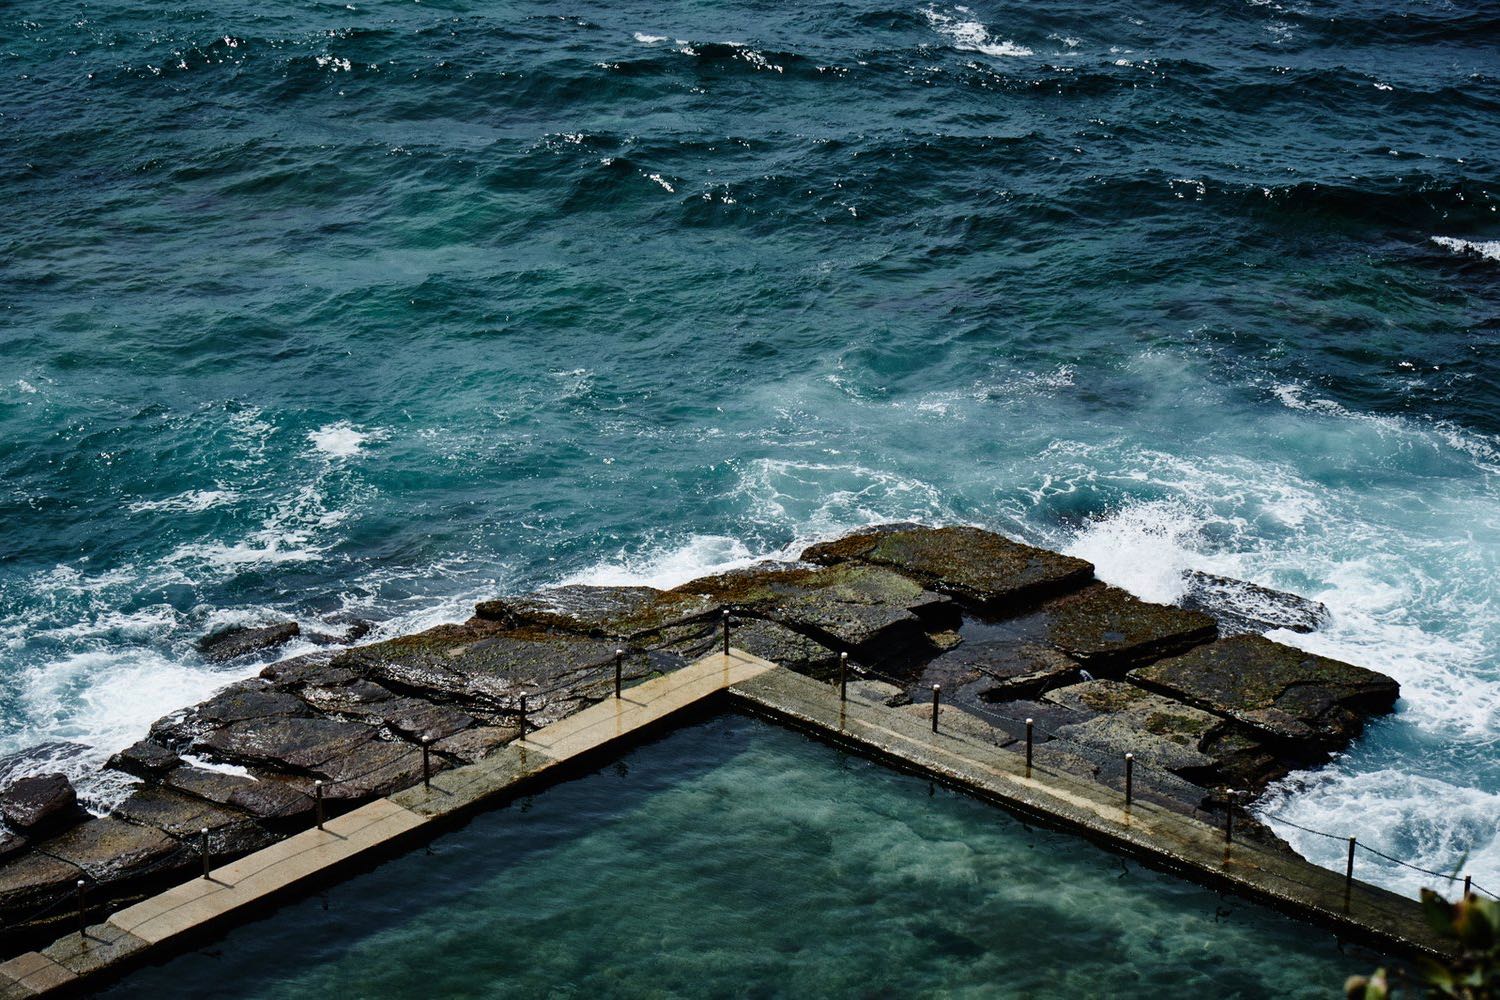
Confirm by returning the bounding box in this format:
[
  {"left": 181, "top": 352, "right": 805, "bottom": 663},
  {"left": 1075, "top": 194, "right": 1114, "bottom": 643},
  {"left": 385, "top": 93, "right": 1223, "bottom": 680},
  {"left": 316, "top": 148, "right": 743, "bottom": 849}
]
[
  {"left": 802, "top": 524, "right": 1095, "bottom": 614},
  {"left": 1129, "top": 634, "right": 1399, "bottom": 751},
  {"left": 1029, "top": 584, "right": 1217, "bottom": 671}
]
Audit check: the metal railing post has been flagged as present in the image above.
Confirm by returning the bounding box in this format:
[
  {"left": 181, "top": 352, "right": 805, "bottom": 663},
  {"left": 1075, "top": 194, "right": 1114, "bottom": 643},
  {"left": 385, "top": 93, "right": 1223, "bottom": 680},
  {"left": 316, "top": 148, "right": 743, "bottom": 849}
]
[
  {"left": 201, "top": 827, "right": 211, "bottom": 879},
  {"left": 839, "top": 652, "right": 848, "bottom": 702},
  {"left": 1025, "top": 718, "right": 1034, "bottom": 770},
  {"left": 315, "top": 780, "right": 325, "bottom": 830},
  {"left": 722, "top": 611, "right": 730, "bottom": 656},
  {"left": 931, "top": 684, "right": 941, "bottom": 733},
  {"left": 615, "top": 649, "right": 624, "bottom": 699},
  {"left": 1124, "top": 753, "right": 1134, "bottom": 807}
]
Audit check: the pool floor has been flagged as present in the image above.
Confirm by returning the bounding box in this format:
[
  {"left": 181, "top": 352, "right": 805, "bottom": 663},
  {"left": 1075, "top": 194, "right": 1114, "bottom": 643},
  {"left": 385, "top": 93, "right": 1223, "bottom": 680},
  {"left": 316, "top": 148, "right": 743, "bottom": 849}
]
[{"left": 103, "top": 715, "right": 1368, "bottom": 998}]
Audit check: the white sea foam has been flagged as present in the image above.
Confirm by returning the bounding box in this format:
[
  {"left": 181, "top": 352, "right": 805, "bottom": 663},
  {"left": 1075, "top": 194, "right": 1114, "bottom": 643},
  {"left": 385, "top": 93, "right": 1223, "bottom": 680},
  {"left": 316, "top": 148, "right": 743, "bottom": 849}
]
[
  {"left": 1432, "top": 236, "right": 1500, "bottom": 261},
  {"left": 1259, "top": 769, "right": 1500, "bottom": 901},
  {"left": 308, "top": 420, "right": 374, "bottom": 457},
  {"left": 923, "top": 5, "right": 1032, "bottom": 58},
  {"left": 1065, "top": 500, "right": 1207, "bottom": 604},
  {"left": 560, "top": 535, "right": 772, "bottom": 590},
  {"left": 127, "top": 489, "right": 240, "bottom": 514},
  {"left": 633, "top": 32, "right": 668, "bottom": 44}
]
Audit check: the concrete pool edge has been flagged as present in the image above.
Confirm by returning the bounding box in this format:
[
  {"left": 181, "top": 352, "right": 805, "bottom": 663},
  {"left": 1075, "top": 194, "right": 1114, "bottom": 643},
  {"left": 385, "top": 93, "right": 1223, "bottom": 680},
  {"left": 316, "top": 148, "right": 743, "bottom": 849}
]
[
  {"left": 0, "top": 651, "right": 777, "bottom": 998},
  {"left": 0, "top": 652, "right": 1453, "bottom": 996},
  {"left": 725, "top": 667, "right": 1454, "bottom": 963}
]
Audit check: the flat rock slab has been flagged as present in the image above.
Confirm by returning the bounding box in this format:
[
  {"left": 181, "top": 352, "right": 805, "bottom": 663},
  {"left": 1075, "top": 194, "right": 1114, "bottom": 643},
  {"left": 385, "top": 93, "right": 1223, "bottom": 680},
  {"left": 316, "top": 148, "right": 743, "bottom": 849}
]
[
  {"left": 0, "top": 775, "right": 84, "bottom": 835},
  {"left": 968, "top": 583, "right": 1216, "bottom": 673},
  {"left": 431, "top": 725, "right": 519, "bottom": 764},
  {"left": 162, "top": 767, "right": 312, "bottom": 822},
  {"left": 802, "top": 524, "right": 1095, "bottom": 614},
  {"left": 1178, "top": 571, "right": 1330, "bottom": 636},
  {"left": 36, "top": 818, "right": 183, "bottom": 884},
  {"left": 0, "top": 852, "right": 81, "bottom": 917},
  {"left": 335, "top": 625, "right": 625, "bottom": 714},
  {"left": 151, "top": 684, "right": 313, "bottom": 747},
  {"left": 919, "top": 639, "right": 1080, "bottom": 700},
  {"left": 195, "top": 717, "right": 377, "bottom": 772},
  {"left": 673, "top": 561, "right": 956, "bottom": 660},
  {"left": 110, "top": 788, "right": 274, "bottom": 858},
  {"left": 474, "top": 585, "right": 715, "bottom": 639},
  {"left": 1130, "top": 635, "right": 1399, "bottom": 751}
]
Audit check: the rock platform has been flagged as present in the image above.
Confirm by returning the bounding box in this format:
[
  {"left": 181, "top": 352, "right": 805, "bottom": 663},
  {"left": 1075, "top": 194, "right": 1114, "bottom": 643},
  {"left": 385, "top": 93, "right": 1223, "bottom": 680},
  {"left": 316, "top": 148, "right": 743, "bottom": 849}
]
[{"left": 0, "top": 524, "right": 1401, "bottom": 966}]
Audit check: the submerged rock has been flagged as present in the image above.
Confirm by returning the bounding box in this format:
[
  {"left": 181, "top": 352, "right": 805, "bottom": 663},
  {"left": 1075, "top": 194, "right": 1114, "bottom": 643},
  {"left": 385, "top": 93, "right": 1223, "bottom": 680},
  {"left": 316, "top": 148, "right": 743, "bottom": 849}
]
[
  {"left": 1129, "top": 635, "right": 1399, "bottom": 752},
  {"left": 1178, "top": 571, "right": 1330, "bottom": 636},
  {"left": 196, "top": 622, "right": 301, "bottom": 663},
  {"left": 802, "top": 524, "right": 1095, "bottom": 614},
  {"left": 0, "top": 774, "right": 86, "bottom": 835}
]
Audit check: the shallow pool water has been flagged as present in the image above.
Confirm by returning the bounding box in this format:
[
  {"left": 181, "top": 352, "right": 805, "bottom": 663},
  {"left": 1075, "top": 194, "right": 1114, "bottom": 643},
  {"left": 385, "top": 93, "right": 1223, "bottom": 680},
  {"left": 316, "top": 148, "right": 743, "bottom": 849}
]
[{"left": 104, "top": 716, "right": 1367, "bottom": 998}]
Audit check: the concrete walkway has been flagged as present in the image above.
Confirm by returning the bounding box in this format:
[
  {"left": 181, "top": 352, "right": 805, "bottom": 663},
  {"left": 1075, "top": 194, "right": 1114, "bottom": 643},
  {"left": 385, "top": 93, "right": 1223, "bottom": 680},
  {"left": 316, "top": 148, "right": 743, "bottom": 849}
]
[
  {"left": 0, "top": 651, "right": 775, "bottom": 998},
  {"left": 725, "top": 667, "right": 1455, "bottom": 961}
]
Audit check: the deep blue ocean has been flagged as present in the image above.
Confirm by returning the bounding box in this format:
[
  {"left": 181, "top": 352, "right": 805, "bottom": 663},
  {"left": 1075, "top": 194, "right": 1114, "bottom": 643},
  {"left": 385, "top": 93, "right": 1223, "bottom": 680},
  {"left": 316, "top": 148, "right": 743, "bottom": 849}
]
[{"left": 2, "top": 0, "right": 1497, "bottom": 899}]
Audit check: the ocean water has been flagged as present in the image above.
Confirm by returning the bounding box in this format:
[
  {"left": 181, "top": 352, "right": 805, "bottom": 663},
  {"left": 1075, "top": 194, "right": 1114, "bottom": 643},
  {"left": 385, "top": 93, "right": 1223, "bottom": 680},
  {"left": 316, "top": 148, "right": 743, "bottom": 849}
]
[
  {"left": 101, "top": 716, "right": 1365, "bottom": 998},
  {"left": 1, "top": 0, "right": 1497, "bottom": 900}
]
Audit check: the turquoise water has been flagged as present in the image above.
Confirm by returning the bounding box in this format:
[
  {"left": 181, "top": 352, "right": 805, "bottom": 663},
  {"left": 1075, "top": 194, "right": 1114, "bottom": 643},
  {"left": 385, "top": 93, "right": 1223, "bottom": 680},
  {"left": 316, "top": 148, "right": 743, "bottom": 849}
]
[
  {"left": 1, "top": 0, "right": 1497, "bottom": 897},
  {"left": 102, "top": 716, "right": 1364, "bottom": 998}
]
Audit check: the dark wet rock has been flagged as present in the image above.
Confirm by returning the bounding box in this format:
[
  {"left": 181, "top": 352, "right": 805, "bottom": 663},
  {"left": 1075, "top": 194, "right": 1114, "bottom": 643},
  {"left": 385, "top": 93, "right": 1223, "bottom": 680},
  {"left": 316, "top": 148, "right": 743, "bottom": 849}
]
[
  {"left": 258, "top": 651, "right": 356, "bottom": 689},
  {"left": 301, "top": 620, "right": 375, "bottom": 647},
  {"left": 475, "top": 586, "right": 716, "bottom": 639},
  {"left": 920, "top": 639, "right": 1081, "bottom": 701},
  {"left": 37, "top": 817, "right": 184, "bottom": 883},
  {"left": 294, "top": 679, "right": 475, "bottom": 743},
  {"left": 195, "top": 716, "right": 377, "bottom": 772},
  {"left": 1129, "top": 635, "right": 1399, "bottom": 752},
  {"left": 196, "top": 621, "right": 301, "bottom": 663},
  {"left": 431, "top": 725, "right": 519, "bottom": 764},
  {"left": 335, "top": 624, "right": 635, "bottom": 714},
  {"left": 673, "top": 562, "right": 956, "bottom": 661},
  {"left": 0, "top": 831, "right": 26, "bottom": 862},
  {"left": 106, "top": 739, "right": 182, "bottom": 780},
  {"left": 162, "top": 767, "right": 313, "bottom": 822},
  {"left": 0, "top": 851, "right": 82, "bottom": 916},
  {"left": 969, "top": 584, "right": 1217, "bottom": 674},
  {"left": 111, "top": 787, "right": 273, "bottom": 857},
  {"left": 802, "top": 524, "right": 1095, "bottom": 614},
  {"left": 1178, "top": 571, "right": 1330, "bottom": 636},
  {"left": 0, "top": 774, "right": 86, "bottom": 835},
  {"left": 310, "top": 740, "right": 439, "bottom": 801},
  {"left": 151, "top": 682, "right": 314, "bottom": 747}
]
